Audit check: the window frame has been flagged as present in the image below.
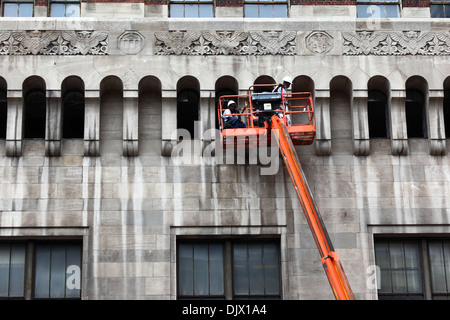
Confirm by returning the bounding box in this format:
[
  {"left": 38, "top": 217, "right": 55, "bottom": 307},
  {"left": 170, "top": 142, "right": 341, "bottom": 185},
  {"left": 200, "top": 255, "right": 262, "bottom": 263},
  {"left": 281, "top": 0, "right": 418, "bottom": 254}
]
[
  {"left": 375, "top": 237, "right": 450, "bottom": 300},
  {"left": 49, "top": 0, "right": 81, "bottom": 18},
  {"left": 0, "top": 240, "right": 82, "bottom": 300},
  {"left": 356, "top": 0, "right": 401, "bottom": 18},
  {"left": 244, "top": 0, "right": 288, "bottom": 18},
  {"left": 169, "top": 0, "right": 214, "bottom": 18},
  {"left": 176, "top": 238, "right": 282, "bottom": 300},
  {"left": 430, "top": 0, "right": 450, "bottom": 18},
  {"left": 2, "top": 0, "right": 34, "bottom": 17}
]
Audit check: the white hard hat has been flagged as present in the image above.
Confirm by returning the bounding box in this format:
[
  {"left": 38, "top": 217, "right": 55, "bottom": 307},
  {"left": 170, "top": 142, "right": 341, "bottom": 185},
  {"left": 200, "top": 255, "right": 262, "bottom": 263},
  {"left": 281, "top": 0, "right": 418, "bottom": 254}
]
[
  {"left": 283, "top": 76, "right": 293, "bottom": 84},
  {"left": 227, "top": 100, "right": 236, "bottom": 107}
]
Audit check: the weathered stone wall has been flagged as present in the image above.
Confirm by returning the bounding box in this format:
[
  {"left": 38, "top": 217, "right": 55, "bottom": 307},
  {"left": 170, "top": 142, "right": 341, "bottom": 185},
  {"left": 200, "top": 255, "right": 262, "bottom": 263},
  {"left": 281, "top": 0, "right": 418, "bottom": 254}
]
[{"left": 0, "top": 18, "right": 450, "bottom": 299}]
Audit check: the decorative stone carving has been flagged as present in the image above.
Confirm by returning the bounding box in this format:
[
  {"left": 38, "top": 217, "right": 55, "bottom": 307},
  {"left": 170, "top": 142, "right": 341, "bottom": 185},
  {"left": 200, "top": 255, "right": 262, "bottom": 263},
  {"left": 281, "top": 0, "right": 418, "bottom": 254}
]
[
  {"left": 202, "top": 31, "right": 248, "bottom": 55},
  {"left": 154, "top": 30, "right": 297, "bottom": 55},
  {"left": 247, "top": 31, "right": 297, "bottom": 55},
  {"left": 306, "top": 31, "right": 333, "bottom": 55},
  {"left": 343, "top": 30, "right": 450, "bottom": 56},
  {"left": 154, "top": 30, "right": 202, "bottom": 55},
  {"left": 118, "top": 30, "right": 145, "bottom": 55},
  {"left": 0, "top": 30, "right": 108, "bottom": 55}
]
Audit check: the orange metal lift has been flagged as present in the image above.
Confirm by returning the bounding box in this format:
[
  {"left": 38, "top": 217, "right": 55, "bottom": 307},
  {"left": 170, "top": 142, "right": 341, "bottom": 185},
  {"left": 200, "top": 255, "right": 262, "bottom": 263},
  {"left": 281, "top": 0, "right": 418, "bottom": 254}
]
[{"left": 218, "top": 85, "right": 355, "bottom": 300}]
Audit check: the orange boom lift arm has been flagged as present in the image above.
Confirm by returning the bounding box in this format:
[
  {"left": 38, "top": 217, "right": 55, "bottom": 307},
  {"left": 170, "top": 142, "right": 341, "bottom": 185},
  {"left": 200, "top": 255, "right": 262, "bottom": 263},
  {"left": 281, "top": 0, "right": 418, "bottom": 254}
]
[
  {"left": 218, "top": 85, "right": 354, "bottom": 300},
  {"left": 271, "top": 114, "right": 355, "bottom": 300}
]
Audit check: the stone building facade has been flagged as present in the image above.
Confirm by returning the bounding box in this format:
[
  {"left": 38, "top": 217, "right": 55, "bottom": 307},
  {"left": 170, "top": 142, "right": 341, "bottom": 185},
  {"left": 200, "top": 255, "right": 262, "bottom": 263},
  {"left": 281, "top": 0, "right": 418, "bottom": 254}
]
[{"left": 1, "top": 0, "right": 450, "bottom": 300}]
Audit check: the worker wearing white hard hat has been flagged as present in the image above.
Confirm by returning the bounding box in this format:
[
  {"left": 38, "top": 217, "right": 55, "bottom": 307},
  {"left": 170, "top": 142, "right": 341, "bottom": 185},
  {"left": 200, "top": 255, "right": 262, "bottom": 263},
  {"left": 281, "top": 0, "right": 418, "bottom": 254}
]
[
  {"left": 222, "top": 100, "right": 246, "bottom": 129},
  {"left": 273, "top": 77, "right": 292, "bottom": 125}
]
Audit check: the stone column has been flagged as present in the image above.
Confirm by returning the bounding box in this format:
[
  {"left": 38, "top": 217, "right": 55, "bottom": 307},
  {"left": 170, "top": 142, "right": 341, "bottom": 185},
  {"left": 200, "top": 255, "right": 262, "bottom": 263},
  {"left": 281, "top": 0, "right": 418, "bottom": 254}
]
[
  {"left": 84, "top": 90, "right": 100, "bottom": 157},
  {"left": 352, "top": 91, "right": 370, "bottom": 156},
  {"left": 123, "top": 90, "right": 139, "bottom": 156},
  {"left": 314, "top": 90, "right": 331, "bottom": 156},
  {"left": 161, "top": 90, "right": 177, "bottom": 157},
  {"left": 428, "top": 90, "right": 446, "bottom": 156},
  {"left": 5, "top": 90, "right": 22, "bottom": 157},
  {"left": 45, "top": 90, "right": 62, "bottom": 157},
  {"left": 390, "top": 90, "right": 408, "bottom": 155},
  {"left": 200, "top": 90, "right": 216, "bottom": 156}
]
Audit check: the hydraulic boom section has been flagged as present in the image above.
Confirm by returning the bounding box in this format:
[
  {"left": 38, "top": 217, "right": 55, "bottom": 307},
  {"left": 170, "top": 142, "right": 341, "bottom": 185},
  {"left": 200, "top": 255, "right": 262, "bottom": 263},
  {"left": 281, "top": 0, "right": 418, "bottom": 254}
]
[{"left": 271, "top": 115, "right": 355, "bottom": 300}]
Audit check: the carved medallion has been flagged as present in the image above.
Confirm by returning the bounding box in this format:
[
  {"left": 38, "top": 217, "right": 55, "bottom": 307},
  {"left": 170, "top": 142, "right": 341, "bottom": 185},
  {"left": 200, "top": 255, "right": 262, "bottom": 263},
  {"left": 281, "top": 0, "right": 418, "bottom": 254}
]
[
  {"left": 306, "top": 31, "right": 333, "bottom": 55},
  {"left": 118, "top": 30, "right": 145, "bottom": 55}
]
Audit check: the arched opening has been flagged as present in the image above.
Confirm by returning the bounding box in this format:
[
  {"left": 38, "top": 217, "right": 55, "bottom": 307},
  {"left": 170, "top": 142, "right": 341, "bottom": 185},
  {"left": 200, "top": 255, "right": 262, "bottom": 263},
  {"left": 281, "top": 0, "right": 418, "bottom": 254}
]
[
  {"left": 0, "top": 77, "right": 6, "bottom": 139},
  {"left": 330, "top": 76, "right": 353, "bottom": 153},
  {"left": 292, "top": 75, "right": 315, "bottom": 125},
  {"left": 138, "top": 76, "right": 162, "bottom": 154},
  {"left": 444, "top": 77, "right": 450, "bottom": 139},
  {"left": 215, "top": 76, "right": 239, "bottom": 129},
  {"left": 23, "top": 76, "right": 46, "bottom": 139},
  {"left": 368, "top": 76, "right": 390, "bottom": 139},
  {"left": 100, "top": 76, "right": 123, "bottom": 154},
  {"left": 177, "top": 76, "right": 200, "bottom": 138},
  {"left": 406, "top": 76, "right": 428, "bottom": 138},
  {"left": 62, "top": 76, "right": 85, "bottom": 139},
  {"left": 253, "top": 75, "right": 276, "bottom": 93}
]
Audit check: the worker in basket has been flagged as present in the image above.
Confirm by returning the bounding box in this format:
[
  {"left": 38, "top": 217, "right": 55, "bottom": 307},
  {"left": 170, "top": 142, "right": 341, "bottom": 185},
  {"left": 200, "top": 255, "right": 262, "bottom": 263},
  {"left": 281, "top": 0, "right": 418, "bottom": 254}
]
[
  {"left": 222, "top": 100, "right": 246, "bottom": 129},
  {"left": 273, "top": 76, "right": 292, "bottom": 126}
]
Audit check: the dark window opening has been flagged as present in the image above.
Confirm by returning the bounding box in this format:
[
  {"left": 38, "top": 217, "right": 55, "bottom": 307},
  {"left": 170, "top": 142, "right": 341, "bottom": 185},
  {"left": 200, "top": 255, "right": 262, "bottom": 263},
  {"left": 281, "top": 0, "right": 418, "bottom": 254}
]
[
  {"left": 406, "top": 90, "right": 427, "bottom": 138},
  {"left": 63, "top": 90, "right": 84, "bottom": 139},
  {"left": 177, "top": 88, "right": 199, "bottom": 138},
  {"left": 0, "top": 90, "right": 6, "bottom": 139},
  {"left": 177, "top": 238, "right": 281, "bottom": 300},
  {"left": 368, "top": 90, "right": 389, "bottom": 138},
  {"left": 444, "top": 90, "right": 450, "bottom": 138},
  {"left": 24, "top": 89, "right": 46, "bottom": 139}
]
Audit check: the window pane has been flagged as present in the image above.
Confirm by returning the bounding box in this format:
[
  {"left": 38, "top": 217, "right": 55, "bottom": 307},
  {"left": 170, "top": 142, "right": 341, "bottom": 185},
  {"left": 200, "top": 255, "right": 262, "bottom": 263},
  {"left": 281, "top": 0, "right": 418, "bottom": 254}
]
[
  {"left": 209, "top": 244, "right": 224, "bottom": 296},
  {"left": 264, "top": 243, "right": 280, "bottom": 295},
  {"left": 249, "top": 244, "right": 264, "bottom": 295},
  {"left": 9, "top": 244, "right": 25, "bottom": 297},
  {"left": 34, "top": 244, "right": 51, "bottom": 298},
  {"left": 4, "top": 3, "right": 19, "bottom": 17},
  {"left": 446, "top": 5, "right": 450, "bottom": 17},
  {"left": 50, "top": 245, "right": 66, "bottom": 298},
  {"left": 50, "top": 3, "right": 66, "bottom": 17},
  {"left": 245, "top": 4, "right": 259, "bottom": 18},
  {"left": 357, "top": 4, "right": 371, "bottom": 18},
  {"left": 431, "top": 5, "right": 445, "bottom": 18},
  {"left": 273, "top": 4, "right": 287, "bottom": 18},
  {"left": 259, "top": 4, "right": 272, "bottom": 18},
  {"left": 429, "top": 241, "right": 448, "bottom": 294},
  {"left": 374, "top": 241, "right": 392, "bottom": 293},
  {"left": 66, "top": 3, "right": 80, "bottom": 17},
  {"left": 18, "top": 3, "right": 33, "bottom": 17},
  {"left": 185, "top": 4, "right": 198, "bottom": 18},
  {"left": 404, "top": 242, "right": 422, "bottom": 293},
  {"left": 385, "top": 4, "right": 399, "bottom": 18},
  {"left": 233, "top": 244, "right": 248, "bottom": 295},
  {"left": 199, "top": 4, "right": 213, "bottom": 18},
  {"left": 170, "top": 4, "right": 184, "bottom": 17},
  {"left": 390, "top": 242, "right": 407, "bottom": 293},
  {"left": 66, "top": 244, "right": 81, "bottom": 298},
  {"left": 178, "top": 244, "right": 193, "bottom": 296},
  {"left": 0, "top": 245, "right": 10, "bottom": 297},
  {"left": 193, "top": 244, "right": 209, "bottom": 295}
]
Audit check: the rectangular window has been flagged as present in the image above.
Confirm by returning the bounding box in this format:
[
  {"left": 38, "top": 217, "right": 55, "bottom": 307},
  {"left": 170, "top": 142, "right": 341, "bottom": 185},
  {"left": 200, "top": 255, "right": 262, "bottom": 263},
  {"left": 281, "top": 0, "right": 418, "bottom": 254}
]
[
  {"left": 0, "top": 241, "right": 82, "bottom": 300},
  {"left": 50, "top": 0, "right": 80, "bottom": 17},
  {"left": 375, "top": 238, "right": 450, "bottom": 300},
  {"left": 430, "top": 0, "right": 450, "bottom": 17},
  {"left": 3, "top": 0, "right": 33, "bottom": 17},
  {"left": 177, "top": 239, "right": 281, "bottom": 300},
  {"left": 169, "top": 0, "right": 213, "bottom": 18},
  {"left": 244, "top": 0, "right": 287, "bottom": 18},
  {"left": 356, "top": 0, "right": 400, "bottom": 18}
]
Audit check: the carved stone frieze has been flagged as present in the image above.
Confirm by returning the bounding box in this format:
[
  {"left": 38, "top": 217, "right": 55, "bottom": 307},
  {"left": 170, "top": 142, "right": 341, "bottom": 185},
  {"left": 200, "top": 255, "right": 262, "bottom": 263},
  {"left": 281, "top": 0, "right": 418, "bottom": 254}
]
[
  {"left": 0, "top": 30, "right": 108, "bottom": 55},
  {"left": 154, "top": 30, "right": 297, "bottom": 55},
  {"left": 343, "top": 30, "right": 450, "bottom": 56},
  {"left": 306, "top": 31, "right": 333, "bottom": 55}
]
